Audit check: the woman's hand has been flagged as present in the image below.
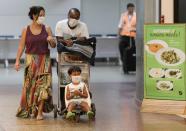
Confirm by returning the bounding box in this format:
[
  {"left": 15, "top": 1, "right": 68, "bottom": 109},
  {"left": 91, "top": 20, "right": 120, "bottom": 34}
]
[
  {"left": 47, "top": 36, "right": 55, "bottom": 43},
  {"left": 14, "top": 60, "right": 21, "bottom": 71},
  {"left": 47, "top": 36, "right": 56, "bottom": 47},
  {"left": 46, "top": 26, "right": 56, "bottom": 48}
]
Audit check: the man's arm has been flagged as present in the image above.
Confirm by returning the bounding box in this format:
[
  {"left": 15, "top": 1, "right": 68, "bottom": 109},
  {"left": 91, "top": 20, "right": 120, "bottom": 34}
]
[
  {"left": 118, "top": 28, "right": 122, "bottom": 36},
  {"left": 72, "top": 23, "right": 89, "bottom": 42},
  {"left": 55, "top": 22, "right": 63, "bottom": 37},
  {"left": 57, "top": 37, "right": 73, "bottom": 47},
  {"left": 118, "top": 14, "right": 124, "bottom": 36},
  {"left": 55, "top": 22, "right": 73, "bottom": 46},
  {"left": 81, "top": 23, "right": 89, "bottom": 39}
]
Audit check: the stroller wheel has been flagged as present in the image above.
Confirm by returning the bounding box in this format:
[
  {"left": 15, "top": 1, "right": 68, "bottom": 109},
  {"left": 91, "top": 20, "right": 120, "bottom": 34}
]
[
  {"left": 62, "top": 109, "right": 67, "bottom": 119},
  {"left": 91, "top": 103, "right": 96, "bottom": 116},
  {"left": 53, "top": 104, "right": 58, "bottom": 118}
]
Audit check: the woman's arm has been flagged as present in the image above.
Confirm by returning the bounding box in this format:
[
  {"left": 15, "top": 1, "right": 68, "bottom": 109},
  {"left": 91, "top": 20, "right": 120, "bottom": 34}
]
[
  {"left": 14, "top": 28, "right": 27, "bottom": 71},
  {"left": 46, "top": 26, "right": 56, "bottom": 48}
]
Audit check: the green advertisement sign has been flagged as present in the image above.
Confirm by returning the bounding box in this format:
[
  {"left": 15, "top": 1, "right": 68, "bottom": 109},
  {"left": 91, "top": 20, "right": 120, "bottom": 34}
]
[{"left": 144, "top": 24, "right": 186, "bottom": 100}]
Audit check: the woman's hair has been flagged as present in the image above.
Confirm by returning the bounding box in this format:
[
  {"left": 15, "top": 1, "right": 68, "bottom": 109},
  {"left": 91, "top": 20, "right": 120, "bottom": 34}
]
[
  {"left": 28, "top": 6, "right": 45, "bottom": 20},
  {"left": 68, "top": 66, "right": 82, "bottom": 75}
]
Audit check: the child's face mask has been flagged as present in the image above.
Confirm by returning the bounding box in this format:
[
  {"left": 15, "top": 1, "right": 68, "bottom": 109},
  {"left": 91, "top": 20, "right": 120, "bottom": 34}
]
[{"left": 71, "top": 75, "right": 81, "bottom": 84}]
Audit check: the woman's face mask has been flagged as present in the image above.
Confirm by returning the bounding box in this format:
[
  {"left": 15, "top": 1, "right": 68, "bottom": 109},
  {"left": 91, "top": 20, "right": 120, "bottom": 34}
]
[
  {"left": 68, "top": 18, "right": 79, "bottom": 28},
  {"left": 71, "top": 75, "right": 81, "bottom": 84},
  {"left": 36, "top": 16, "right": 45, "bottom": 25}
]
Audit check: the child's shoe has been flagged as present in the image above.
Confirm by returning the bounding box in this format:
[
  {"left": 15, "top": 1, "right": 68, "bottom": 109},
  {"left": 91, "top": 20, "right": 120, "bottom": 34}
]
[
  {"left": 66, "top": 112, "right": 75, "bottom": 120},
  {"left": 87, "top": 111, "right": 94, "bottom": 120}
]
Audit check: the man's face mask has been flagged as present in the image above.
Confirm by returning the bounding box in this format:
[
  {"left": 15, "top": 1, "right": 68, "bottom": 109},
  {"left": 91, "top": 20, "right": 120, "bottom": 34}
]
[
  {"left": 71, "top": 75, "right": 81, "bottom": 84},
  {"left": 36, "top": 16, "right": 45, "bottom": 25},
  {"left": 68, "top": 18, "right": 79, "bottom": 28}
]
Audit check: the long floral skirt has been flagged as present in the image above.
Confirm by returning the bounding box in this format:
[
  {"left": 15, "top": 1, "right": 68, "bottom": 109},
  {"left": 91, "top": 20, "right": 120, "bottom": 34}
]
[{"left": 16, "top": 54, "right": 53, "bottom": 118}]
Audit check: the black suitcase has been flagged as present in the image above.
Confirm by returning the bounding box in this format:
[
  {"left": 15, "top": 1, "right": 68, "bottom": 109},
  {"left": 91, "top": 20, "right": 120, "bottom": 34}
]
[{"left": 126, "top": 44, "right": 136, "bottom": 72}]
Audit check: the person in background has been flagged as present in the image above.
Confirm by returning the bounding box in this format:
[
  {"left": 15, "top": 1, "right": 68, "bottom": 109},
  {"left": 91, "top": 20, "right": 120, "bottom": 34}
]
[
  {"left": 55, "top": 8, "right": 89, "bottom": 110},
  {"left": 15, "top": 6, "right": 56, "bottom": 120},
  {"left": 118, "top": 3, "right": 136, "bottom": 74}
]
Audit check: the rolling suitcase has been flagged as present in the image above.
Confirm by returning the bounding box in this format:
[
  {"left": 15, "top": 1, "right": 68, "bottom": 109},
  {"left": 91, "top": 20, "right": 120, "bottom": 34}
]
[{"left": 126, "top": 37, "right": 136, "bottom": 72}]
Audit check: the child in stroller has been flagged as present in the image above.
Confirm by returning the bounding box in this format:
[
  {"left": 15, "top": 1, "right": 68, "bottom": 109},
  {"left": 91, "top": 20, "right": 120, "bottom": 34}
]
[{"left": 65, "top": 66, "right": 94, "bottom": 120}]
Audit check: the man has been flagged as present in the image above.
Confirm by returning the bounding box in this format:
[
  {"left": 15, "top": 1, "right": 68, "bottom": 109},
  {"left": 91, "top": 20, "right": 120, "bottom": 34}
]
[
  {"left": 55, "top": 8, "right": 89, "bottom": 45},
  {"left": 55, "top": 8, "right": 89, "bottom": 110},
  {"left": 118, "top": 3, "right": 136, "bottom": 74}
]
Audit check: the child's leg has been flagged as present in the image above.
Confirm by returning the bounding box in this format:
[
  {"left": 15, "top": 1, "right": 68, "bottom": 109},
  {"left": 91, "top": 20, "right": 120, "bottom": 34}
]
[
  {"left": 80, "top": 101, "right": 91, "bottom": 112},
  {"left": 67, "top": 102, "right": 76, "bottom": 112},
  {"left": 80, "top": 101, "right": 94, "bottom": 119},
  {"left": 66, "top": 102, "right": 76, "bottom": 119}
]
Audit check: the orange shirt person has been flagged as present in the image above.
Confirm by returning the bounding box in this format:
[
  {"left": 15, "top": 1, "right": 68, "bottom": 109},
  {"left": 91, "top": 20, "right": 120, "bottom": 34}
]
[{"left": 118, "top": 3, "right": 136, "bottom": 74}]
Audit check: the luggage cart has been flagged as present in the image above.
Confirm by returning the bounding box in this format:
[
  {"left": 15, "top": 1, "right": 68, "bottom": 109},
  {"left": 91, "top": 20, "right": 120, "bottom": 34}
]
[{"left": 53, "top": 52, "right": 96, "bottom": 122}]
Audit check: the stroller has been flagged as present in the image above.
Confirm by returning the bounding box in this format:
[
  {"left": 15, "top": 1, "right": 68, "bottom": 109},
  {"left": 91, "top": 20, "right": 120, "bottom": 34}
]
[{"left": 53, "top": 37, "right": 96, "bottom": 122}]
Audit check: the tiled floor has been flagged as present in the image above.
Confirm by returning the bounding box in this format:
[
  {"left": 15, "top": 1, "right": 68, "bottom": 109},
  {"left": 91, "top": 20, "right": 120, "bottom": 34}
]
[{"left": 0, "top": 66, "right": 186, "bottom": 131}]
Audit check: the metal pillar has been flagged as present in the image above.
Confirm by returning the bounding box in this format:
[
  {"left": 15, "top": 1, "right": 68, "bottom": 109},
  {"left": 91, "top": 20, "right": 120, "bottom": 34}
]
[
  {"left": 135, "top": 0, "right": 159, "bottom": 106},
  {"left": 135, "top": 0, "right": 145, "bottom": 105}
]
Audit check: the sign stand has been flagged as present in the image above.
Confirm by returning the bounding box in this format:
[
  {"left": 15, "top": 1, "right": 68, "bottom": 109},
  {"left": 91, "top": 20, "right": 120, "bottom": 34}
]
[{"left": 141, "top": 99, "right": 186, "bottom": 121}]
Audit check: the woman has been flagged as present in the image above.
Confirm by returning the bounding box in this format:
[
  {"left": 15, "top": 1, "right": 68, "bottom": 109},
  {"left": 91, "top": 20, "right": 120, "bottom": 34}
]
[{"left": 15, "top": 6, "right": 56, "bottom": 120}]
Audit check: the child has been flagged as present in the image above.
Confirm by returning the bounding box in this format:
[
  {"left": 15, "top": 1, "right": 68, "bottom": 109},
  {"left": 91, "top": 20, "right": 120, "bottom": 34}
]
[{"left": 65, "top": 66, "right": 94, "bottom": 120}]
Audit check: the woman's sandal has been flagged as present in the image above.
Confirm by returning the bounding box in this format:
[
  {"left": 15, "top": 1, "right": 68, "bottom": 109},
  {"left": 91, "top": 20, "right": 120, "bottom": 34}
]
[
  {"left": 36, "top": 115, "right": 44, "bottom": 120},
  {"left": 30, "top": 104, "right": 38, "bottom": 118}
]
